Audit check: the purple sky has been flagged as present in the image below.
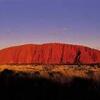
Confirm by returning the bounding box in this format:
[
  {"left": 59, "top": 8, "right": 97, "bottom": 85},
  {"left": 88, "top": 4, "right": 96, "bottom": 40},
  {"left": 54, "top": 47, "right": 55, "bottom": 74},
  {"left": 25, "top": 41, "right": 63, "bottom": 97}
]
[{"left": 0, "top": 0, "right": 100, "bottom": 49}]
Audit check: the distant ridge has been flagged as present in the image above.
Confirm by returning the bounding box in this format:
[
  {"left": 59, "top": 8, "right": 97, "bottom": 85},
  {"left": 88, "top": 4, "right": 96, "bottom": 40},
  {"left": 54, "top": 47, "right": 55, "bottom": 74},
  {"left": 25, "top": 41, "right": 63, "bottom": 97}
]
[{"left": 0, "top": 43, "right": 100, "bottom": 65}]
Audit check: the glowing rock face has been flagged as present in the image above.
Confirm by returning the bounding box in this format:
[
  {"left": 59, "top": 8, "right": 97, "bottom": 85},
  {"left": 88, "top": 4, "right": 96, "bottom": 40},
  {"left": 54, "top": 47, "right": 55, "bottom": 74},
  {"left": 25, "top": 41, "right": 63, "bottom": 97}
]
[{"left": 0, "top": 43, "right": 100, "bottom": 65}]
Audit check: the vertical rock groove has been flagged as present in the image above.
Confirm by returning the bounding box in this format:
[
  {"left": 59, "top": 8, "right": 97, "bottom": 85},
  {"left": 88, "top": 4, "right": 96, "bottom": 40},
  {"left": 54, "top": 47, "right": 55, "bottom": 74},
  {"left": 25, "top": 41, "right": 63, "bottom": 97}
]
[{"left": 74, "top": 49, "right": 81, "bottom": 66}]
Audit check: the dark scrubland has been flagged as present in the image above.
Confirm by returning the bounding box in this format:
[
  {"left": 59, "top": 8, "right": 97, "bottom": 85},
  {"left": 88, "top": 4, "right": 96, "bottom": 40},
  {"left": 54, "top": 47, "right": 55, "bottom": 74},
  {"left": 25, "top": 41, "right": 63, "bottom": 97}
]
[{"left": 0, "top": 68, "right": 100, "bottom": 100}]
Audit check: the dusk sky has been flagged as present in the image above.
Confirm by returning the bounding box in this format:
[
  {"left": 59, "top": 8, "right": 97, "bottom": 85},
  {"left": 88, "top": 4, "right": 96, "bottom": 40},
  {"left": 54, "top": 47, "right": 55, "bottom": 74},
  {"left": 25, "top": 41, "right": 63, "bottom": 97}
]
[{"left": 0, "top": 0, "right": 100, "bottom": 49}]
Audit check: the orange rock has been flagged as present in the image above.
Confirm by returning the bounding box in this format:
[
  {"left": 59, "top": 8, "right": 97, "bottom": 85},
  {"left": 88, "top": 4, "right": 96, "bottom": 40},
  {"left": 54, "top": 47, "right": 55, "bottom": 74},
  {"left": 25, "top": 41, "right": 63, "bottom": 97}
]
[{"left": 0, "top": 43, "right": 100, "bottom": 65}]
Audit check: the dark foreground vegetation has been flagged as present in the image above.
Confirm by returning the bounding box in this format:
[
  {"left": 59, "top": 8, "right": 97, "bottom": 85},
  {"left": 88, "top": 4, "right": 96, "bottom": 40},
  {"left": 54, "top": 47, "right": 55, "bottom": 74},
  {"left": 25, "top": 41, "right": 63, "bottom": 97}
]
[{"left": 0, "top": 69, "right": 100, "bottom": 100}]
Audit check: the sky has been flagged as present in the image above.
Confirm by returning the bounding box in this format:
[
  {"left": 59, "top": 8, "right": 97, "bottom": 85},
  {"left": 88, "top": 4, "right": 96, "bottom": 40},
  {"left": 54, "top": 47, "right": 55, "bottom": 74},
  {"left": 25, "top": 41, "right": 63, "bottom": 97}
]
[{"left": 0, "top": 0, "right": 100, "bottom": 49}]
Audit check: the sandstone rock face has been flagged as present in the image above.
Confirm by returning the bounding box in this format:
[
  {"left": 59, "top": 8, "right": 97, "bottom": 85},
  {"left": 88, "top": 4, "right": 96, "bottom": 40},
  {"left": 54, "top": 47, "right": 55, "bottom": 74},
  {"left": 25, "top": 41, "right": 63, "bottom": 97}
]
[{"left": 0, "top": 43, "right": 100, "bottom": 65}]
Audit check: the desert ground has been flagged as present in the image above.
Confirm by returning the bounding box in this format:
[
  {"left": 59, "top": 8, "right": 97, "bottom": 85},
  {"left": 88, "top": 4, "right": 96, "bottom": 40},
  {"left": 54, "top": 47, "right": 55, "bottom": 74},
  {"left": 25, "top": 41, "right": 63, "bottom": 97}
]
[
  {"left": 0, "top": 65, "right": 100, "bottom": 83},
  {"left": 0, "top": 65, "right": 100, "bottom": 100}
]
